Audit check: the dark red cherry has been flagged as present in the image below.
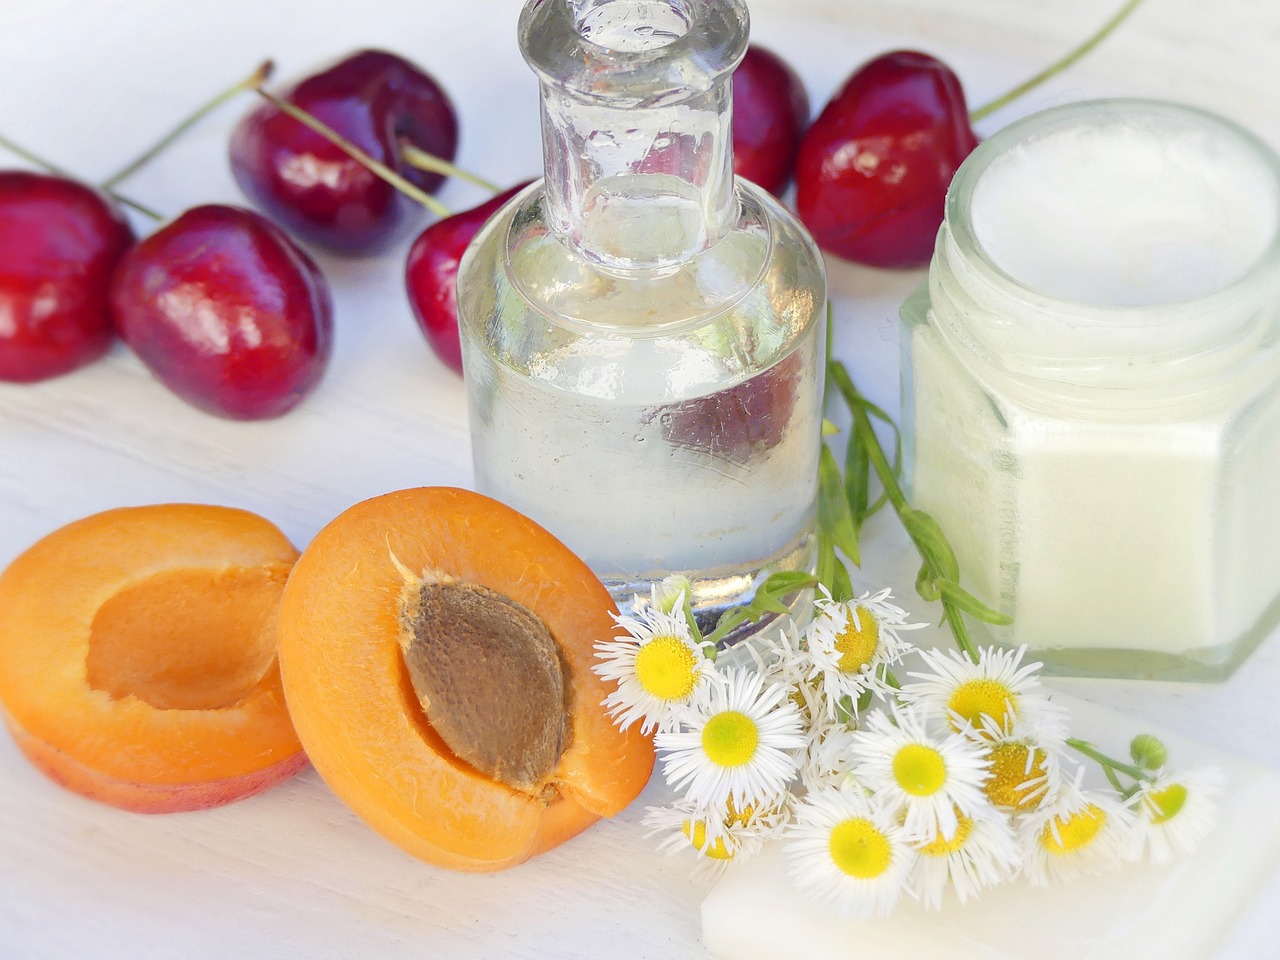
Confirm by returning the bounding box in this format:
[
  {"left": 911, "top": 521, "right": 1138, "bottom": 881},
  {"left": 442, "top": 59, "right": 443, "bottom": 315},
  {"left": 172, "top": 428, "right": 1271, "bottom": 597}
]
[
  {"left": 0, "top": 172, "right": 134, "bottom": 382},
  {"left": 657, "top": 351, "right": 802, "bottom": 460},
  {"left": 109, "top": 205, "right": 333, "bottom": 419},
  {"left": 795, "top": 50, "right": 978, "bottom": 269},
  {"left": 731, "top": 45, "right": 809, "bottom": 195},
  {"left": 229, "top": 49, "right": 458, "bottom": 253},
  {"left": 405, "top": 181, "right": 529, "bottom": 374}
]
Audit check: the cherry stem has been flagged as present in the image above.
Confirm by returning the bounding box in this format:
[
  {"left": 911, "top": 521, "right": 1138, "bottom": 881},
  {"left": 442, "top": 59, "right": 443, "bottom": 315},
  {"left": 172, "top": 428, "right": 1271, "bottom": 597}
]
[
  {"left": 0, "top": 131, "right": 164, "bottom": 221},
  {"left": 399, "top": 142, "right": 501, "bottom": 194},
  {"left": 968, "top": 0, "right": 1145, "bottom": 123},
  {"left": 253, "top": 86, "right": 451, "bottom": 218},
  {"left": 101, "top": 61, "right": 274, "bottom": 191}
]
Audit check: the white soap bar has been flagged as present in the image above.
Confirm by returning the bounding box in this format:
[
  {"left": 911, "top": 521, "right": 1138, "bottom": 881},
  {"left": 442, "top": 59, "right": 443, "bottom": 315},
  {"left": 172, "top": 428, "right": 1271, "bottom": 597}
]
[{"left": 702, "top": 696, "right": 1280, "bottom": 960}]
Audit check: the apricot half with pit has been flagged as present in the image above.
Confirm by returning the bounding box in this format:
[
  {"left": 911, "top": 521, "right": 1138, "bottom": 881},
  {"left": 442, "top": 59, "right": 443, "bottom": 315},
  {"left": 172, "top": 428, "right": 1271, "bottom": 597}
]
[
  {"left": 276, "top": 486, "right": 655, "bottom": 872},
  {"left": 0, "top": 504, "right": 306, "bottom": 812}
]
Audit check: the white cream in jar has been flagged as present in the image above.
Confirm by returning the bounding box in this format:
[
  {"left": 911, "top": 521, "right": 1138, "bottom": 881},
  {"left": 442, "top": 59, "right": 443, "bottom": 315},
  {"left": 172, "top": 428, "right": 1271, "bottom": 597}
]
[{"left": 901, "top": 99, "right": 1280, "bottom": 680}]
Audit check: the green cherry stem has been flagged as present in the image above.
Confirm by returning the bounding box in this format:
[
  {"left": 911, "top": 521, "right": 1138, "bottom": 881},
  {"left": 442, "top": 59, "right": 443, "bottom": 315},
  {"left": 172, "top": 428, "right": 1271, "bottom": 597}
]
[
  {"left": 0, "top": 131, "right": 163, "bottom": 221},
  {"left": 100, "top": 60, "right": 275, "bottom": 190},
  {"left": 253, "top": 86, "right": 451, "bottom": 218},
  {"left": 968, "top": 0, "right": 1145, "bottom": 123},
  {"left": 399, "top": 142, "right": 502, "bottom": 194}
]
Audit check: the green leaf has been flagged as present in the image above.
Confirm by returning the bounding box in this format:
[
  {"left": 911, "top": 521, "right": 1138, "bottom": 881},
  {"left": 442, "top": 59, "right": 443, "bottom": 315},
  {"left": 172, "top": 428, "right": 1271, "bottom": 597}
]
[
  {"left": 900, "top": 506, "right": 960, "bottom": 582},
  {"left": 819, "top": 444, "right": 860, "bottom": 566},
  {"left": 915, "top": 561, "right": 941, "bottom": 602},
  {"left": 844, "top": 424, "right": 871, "bottom": 531},
  {"left": 861, "top": 396, "right": 904, "bottom": 485},
  {"left": 816, "top": 539, "right": 838, "bottom": 598},
  {"left": 935, "top": 577, "right": 1013, "bottom": 625},
  {"left": 702, "top": 570, "right": 819, "bottom": 647},
  {"left": 830, "top": 557, "right": 854, "bottom": 602},
  {"left": 856, "top": 688, "right": 874, "bottom": 715}
]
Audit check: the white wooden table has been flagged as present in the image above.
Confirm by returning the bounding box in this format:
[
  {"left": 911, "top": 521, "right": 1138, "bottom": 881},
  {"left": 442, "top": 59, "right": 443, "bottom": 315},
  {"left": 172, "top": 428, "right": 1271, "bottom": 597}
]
[{"left": 2, "top": 0, "right": 1277, "bottom": 956}]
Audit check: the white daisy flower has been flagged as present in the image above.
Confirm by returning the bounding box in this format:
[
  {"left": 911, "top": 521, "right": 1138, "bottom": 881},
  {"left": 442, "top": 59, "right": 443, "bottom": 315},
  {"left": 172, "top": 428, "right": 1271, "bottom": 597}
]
[
  {"left": 910, "top": 805, "right": 1021, "bottom": 909},
  {"left": 804, "top": 588, "right": 918, "bottom": 720},
  {"left": 901, "top": 645, "right": 1068, "bottom": 742},
  {"left": 643, "top": 794, "right": 791, "bottom": 877},
  {"left": 594, "top": 595, "right": 716, "bottom": 734},
  {"left": 1020, "top": 767, "right": 1134, "bottom": 886},
  {"left": 1127, "top": 767, "right": 1223, "bottom": 864},
  {"left": 750, "top": 620, "right": 814, "bottom": 691},
  {"left": 849, "top": 703, "right": 991, "bottom": 843},
  {"left": 784, "top": 785, "right": 916, "bottom": 918},
  {"left": 799, "top": 716, "right": 859, "bottom": 792},
  {"left": 656, "top": 667, "right": 805, "bottom": 808},
  {"left": 972, "top": 713, "right": 1067, "bottom": 813}
]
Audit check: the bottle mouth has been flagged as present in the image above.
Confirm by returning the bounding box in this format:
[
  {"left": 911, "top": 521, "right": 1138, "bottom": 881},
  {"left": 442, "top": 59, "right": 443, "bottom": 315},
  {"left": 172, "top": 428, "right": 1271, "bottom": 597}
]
[{"left": 519, "top": 0, "right": 749, "bottom": 106}]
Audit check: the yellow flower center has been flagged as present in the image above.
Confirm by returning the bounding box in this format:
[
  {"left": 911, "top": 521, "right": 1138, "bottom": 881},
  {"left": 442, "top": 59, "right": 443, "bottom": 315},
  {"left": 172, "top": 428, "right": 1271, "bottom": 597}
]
[
  {"left": 633, "top": 634, "right": 698, "bottom": 701},
  {"left": 1146, "top": 783, "right": 1188, "bottom": 824},
  {"left": 1041, "top": 804, "right": 1106, "bottom": 855},
  {"left": 893, "top": 743, "right": 947, "bottom": 796},
  {"left": 984, "top": 741, "right": 1049, "bottom": 811},
  {"left": 834, "top": 605, "right": 880, "bottom": 673},
  {"left": 725, "top": 797, "right": 755, "bottom": 824},
  {"left": 702, "top": 710, "right": 759, "bottom": 767},
  {"left": 829, "top": 817, "right": 894, "bottom": 879},
  {"left": 948, "top": 678, "right": 1017, "bottom": 734},
  {"left": 919, "top": 811, "right": 974, "bottom": 856},
  {"left": 682, "top": 820, "right": 734, "bottom": 860}
]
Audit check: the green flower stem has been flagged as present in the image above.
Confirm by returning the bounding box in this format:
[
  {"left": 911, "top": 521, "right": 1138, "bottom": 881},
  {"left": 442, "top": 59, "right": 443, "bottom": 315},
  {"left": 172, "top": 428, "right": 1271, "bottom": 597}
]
[
  {"left": 101, "top": 61, "right": 274, "bottom": 190},
  {"left": 969, "top": 0, "right": 1145, "bottom": 123},
  {"left": 828, "top": 359, "right": 982, "bottom": 662},
  {"left": 399, "top": 143, "right": 501, "bottom": 194},
  {"left": 0, "top": 132, "right": 163, "bottom": 222},
  {"left": 1067, "top": 737, "right": 1150, "bottom": 784},
  {"left": 254, "top": 87, "right": 451, "bottom": 218}
]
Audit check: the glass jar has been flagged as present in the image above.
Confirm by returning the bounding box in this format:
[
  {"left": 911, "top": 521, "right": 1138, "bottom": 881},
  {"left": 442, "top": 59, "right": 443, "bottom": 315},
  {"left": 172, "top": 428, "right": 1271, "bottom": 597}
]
[
  {"left": 457, "top": 0, "right": 826, "bottom": 638},
  {"left": 901, "top": 99, "right": 1280, "bottom": 681}
]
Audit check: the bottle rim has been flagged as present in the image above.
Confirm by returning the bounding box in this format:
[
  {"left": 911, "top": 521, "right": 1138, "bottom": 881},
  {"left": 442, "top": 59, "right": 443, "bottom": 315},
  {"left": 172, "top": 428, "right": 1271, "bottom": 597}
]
[{"left": 519, "top": 0, "right": 749, "bottom": 106}]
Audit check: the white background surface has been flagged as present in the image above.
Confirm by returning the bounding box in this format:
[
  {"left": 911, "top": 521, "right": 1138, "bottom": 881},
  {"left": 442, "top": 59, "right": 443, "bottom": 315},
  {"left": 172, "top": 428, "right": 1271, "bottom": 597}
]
[{"left": 1, "top": 0, "right": 1278, "bottom": 957}]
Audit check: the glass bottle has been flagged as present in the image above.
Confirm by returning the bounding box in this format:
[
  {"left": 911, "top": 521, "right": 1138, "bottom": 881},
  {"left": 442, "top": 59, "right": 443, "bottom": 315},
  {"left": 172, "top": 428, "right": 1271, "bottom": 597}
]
[
  {"left": 457, "top": 0, "right": 826, "bottom": 638},
  {"left": 901, "top": 99, "right": 1280, "bottom": 681}
]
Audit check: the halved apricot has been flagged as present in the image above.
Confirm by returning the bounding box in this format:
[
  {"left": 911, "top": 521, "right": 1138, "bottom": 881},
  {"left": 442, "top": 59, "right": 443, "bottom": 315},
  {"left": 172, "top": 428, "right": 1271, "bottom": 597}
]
[
  {"left": 0, "top": 504, "right": 306, "bottom": 812},
  {"left": 276, "top": 486, "right": 655, "bottom": 872}
]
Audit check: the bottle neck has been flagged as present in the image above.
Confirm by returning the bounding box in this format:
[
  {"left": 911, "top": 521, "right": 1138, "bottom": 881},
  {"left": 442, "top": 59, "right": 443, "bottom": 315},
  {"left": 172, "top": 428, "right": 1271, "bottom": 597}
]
[{"left": 520, "top": 0, "right": 748, "bottom": 274}]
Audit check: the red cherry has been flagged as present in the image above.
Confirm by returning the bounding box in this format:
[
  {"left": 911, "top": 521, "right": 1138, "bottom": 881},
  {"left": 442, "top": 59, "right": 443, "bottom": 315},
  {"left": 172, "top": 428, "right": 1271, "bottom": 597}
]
[
  {"left": 229, "top": 49, "right": 458, "bottom": 253},
  {"left": 109, "top": 205, "right": 333, "bottom": 420},
  {"left": 404, "top": 182, "right": 529, "bottom": 374},
  {"left": 731, "top": 45, "right": 809, "bottom": 195},
  {"left": 658, "top": 351, "right": 802, "bottom": 460},
  {"left": 0, "top": 171, "right": 134, "bottom": 382},
  {"left": 795, "top": 50, "right": 979, "bottom": 269}
]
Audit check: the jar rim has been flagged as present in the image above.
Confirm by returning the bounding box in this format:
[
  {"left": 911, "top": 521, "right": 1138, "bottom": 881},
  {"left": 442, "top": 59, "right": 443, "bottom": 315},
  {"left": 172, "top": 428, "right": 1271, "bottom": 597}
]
[{"left": 945, "top": 98, "right": 1280, "bottom": 323}]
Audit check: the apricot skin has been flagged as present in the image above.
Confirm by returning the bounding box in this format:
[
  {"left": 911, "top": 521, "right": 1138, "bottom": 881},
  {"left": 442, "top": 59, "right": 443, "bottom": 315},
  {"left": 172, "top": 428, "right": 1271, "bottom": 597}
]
[
  {"left": 0, "top": 504, "right": 306, "bottom": 813},
  {"left": 277, "top": 487, "right": 655, "bottom": 872}
]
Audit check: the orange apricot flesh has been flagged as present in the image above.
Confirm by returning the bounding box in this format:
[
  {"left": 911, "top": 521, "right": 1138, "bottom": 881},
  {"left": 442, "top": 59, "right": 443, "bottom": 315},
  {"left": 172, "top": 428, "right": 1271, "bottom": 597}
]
[
  {"left": 0, "top": 504, "right": 306, "bottom": 812},
  {"left": 277, "top": 486, "right": 655, "bottom": 872}
]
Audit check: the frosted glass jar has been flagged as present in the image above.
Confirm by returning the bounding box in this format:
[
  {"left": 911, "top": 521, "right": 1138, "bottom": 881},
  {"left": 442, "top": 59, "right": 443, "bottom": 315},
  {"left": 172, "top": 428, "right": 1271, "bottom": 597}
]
[{"left": 901, "top": 99, "right": 1280, "bottom": 681}]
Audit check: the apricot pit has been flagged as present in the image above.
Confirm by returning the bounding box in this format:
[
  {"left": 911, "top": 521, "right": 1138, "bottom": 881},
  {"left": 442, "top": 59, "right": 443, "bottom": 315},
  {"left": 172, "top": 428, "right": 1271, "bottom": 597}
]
[{"left": 277, "top": 486, "right": 655, "bottom": 872}]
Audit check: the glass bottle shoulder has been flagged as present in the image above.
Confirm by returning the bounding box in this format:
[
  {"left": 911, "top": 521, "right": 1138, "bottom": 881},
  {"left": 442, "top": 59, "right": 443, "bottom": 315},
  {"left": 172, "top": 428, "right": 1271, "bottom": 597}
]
[{"left": 456, "top": 178, "right": 826, "bottom": 405}]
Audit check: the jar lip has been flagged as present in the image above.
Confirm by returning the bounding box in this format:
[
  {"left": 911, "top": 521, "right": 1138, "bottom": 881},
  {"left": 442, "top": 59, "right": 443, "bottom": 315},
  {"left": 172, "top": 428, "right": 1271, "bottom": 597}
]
[
  {"left": 519, "top": 0, "right": 749, "bottom": 105},
  {"left": 945, "top": 98, "right": 1280, "bottom": 321}
]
